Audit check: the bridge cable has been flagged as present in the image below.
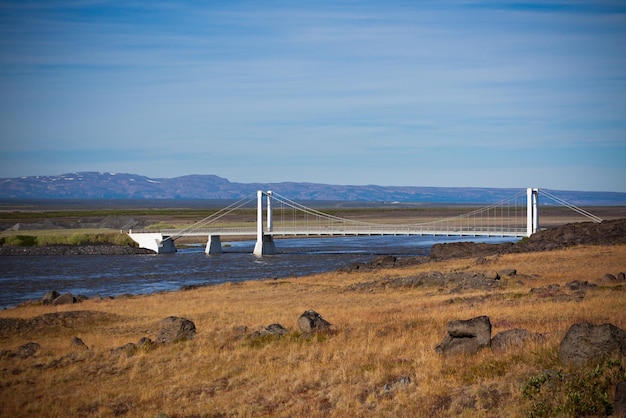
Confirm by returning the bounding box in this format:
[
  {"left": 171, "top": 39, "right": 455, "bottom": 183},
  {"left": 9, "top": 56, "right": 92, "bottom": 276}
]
[
  {"left": 269, "top": 192, "right": 378, "bottom": 226},
  {"left": 165, "top": 194, "right": 257, "bottom": 241},
  {"left": 270, "top": 189, "right": 529, "bottom": 233},
  {"left": 539, "top": 190, "right": 603, "bottom": 223}
]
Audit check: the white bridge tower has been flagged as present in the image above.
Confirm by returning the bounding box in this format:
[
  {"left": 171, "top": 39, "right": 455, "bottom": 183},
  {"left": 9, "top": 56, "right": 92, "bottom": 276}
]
[
  {"left": 526, "top": 188, "right": 539, "bottom": 237},
  {"left": 253, "top": 190, "right": 277, "bottom": 256}
]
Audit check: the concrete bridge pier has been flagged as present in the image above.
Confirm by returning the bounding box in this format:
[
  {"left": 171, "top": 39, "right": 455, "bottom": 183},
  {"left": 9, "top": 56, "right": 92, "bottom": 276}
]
[
  {"left": 253, "top": 234, "right": 276, "bottom": 256},
  {"left": 205, "top": 235, "right": 222, "bottom": 255}
]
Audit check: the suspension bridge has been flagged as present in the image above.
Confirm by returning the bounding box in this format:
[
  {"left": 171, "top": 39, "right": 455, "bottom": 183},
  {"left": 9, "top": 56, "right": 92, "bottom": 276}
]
[{"left": 127, "top": 188, "right": 602, "bottom": 255}]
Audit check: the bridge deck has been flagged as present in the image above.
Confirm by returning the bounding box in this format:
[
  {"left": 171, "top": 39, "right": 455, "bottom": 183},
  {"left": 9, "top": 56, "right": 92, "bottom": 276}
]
[{"left": 153, "top": 227, "right": 527, "bottom": 238}]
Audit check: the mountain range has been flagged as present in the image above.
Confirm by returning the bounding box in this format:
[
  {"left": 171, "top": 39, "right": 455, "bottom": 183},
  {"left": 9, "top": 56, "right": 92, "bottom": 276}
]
[{"left": 1, "top": 172, "right": 625, "bottom": 205}]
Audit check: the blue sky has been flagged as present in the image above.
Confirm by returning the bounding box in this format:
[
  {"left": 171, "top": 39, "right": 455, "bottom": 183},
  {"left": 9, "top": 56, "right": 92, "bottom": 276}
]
[{"left": 1, "top": 1, "right": 625, "bottom": 192}]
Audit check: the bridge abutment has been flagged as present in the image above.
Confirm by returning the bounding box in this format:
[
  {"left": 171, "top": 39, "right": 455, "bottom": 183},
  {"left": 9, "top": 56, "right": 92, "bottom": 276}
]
[
  {"left": 205, "top": 235, "right": 222, "bottom": 255},
  {"left": 127, "top": 232, "right": 176, "bottom": 254}
]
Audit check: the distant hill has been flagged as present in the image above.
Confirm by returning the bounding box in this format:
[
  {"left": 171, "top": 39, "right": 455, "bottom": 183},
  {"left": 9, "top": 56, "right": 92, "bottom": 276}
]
[{"left": 1, "top": 172, "right": 625, "bottom": 205}]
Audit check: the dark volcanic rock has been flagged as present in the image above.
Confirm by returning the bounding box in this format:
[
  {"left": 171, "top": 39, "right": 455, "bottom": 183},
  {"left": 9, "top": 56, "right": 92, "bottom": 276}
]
[
  {"left": 431, "top": 242, "right": 515, "bottom": 260},
  {"left": 525, "top": 219, "right": 626, "bottom": 248},
  {"left": 297, "top": 310, "right": 331, "bottom": 333},
  {"left": 447, "top": 316, "right": 492, "bottom": 346},
  {"left": 599, "top": 272, "right": 626, "bottom": 284},
  {"left": 347, "top": 271, "right": 505, "bottom": 292},
  {"left": 498, "top": 269, "right": 517, "bottom": 277},
  {"left": 112, "top": 337, "right": 155, "bottom": 354},
  {"left": 565, "top": 280, "right": 596, "bottom": 291},
  {"left": 155, "top": 316, "right": 196, "bottom": 344},
  {"left": 17, "top": 342, "right": 41, "bottom": 358},
  {"left": 365, "top": 219, "right": 626, "bottom": 270},
  {"left": 615, "top": 381, "right": 626, "bottom": 418},
  {"left": 70, "top": 336, "right": 89, "bottom": 350},
  {"left": 42, "top": 290, "right": 60, "bottom": 305},
  {"left": 429, "top": 219, "right": 626, "bottom": 261},
  {"left": 558, "top": 322, "right": 626, "bottom": 366},
  {"left": 435, "top": 316, "right": 492, "bottom": 356},
  {"left": 136, "top": 337, "right": 154, "bottom": 348},
  {"left": 0, "top": 244, "right": 154, "bottom": 256},
  {"left": 52, "top": 293, "right": 76, "bottom": 305},
  {"left": 491, "top": 328, "right": 535, "bottom": 353},
  {"left": 261, "top": 323, "right": 289, "bottom": 336},
  {"left": 371, "top": 255, "right": 397, "bottom": 267}
]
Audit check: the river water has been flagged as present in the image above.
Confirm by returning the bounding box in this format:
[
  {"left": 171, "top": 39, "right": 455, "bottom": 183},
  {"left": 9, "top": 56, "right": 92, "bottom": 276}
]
[{"left": 0, "top": 235, "right": 518, "bottom": 309}]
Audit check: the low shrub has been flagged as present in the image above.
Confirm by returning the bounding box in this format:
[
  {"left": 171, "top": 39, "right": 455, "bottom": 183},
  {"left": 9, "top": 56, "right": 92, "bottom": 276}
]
[
  {"left": 1, "top": 233, "right": 137, "bottom": 247},
  {"left": 522, "top": 359, "right": 625, "bottom": 417},
  {"left": 1, "top": 235, "right": 38, "bottom": 247}
]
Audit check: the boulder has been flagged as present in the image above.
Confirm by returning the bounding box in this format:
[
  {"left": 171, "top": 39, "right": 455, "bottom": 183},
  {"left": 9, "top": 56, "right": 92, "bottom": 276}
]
[
  {"left": 371, "top": 255, "right": 396, "bottom": 268},
  {"left": 497, "top": 269, "right": 517, "bottom": 277},
  {"left": 297, "top": 310, "right": 331, "bottom": 333},
  {"left": 435, "top": 335, "right": 483, "bottom": 356},
  {"left": 558, "top": 322, "right": 626, "bottom": 366},
  {"left": 112, "top": 337, "right": 155, "bottom": 354},
  {"left": 42, "top": 290, "right": 60, "bottom": 305},
  {"left": 435, "top": 316, "right": 491, "bottom": 355},
  {"left": 155, "top": 316, "right": 196, "bottom": 344},
  {"left": 52, "top": 293, "right": 76, "bottom": 305},
  {"left": 614, "top": 381, "right": 626, "bottom": 418},
  {"left": 530, "top": 283, "right": 561, "bottom": 295},
  {"left": 599, "top": 273, "right": 625, "bottom": 285},
  {"left": 491, "top": 328, "right": 533, "bottom": 353},
  {"left": 136, "top": 337, "right": 154, "bottom": 348},
  {"left": 431, "top": 242, "right": 500, "bottom": 260},
  {"left": 112, "top": 342, "right": 137, "bottom": 354},
  {"left": 447, "top": 316, "right": 492, "bottom": 346},
  {"left": 248, "top": 323, "right": 289, "bottom": 339},
  {"left": 17, "top": 342, "right": 40, "bottom": 358},
  {"left": 260, "top": 323, "right": 288, "bottom": 336},
  {"left": 565, "top": 280, "right": 596, "bottom": 291},
  {"left": 70, "top": 336, "right": 89, "bottom": 350},
  {"left": 602, "top": 273, "right": 618, "bottom": 283}
]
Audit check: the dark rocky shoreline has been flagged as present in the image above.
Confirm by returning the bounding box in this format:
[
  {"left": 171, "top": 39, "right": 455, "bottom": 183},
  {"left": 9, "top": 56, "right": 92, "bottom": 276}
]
[
  {"left": 0, "top": 244, "right": 154, "bottom": 256},
  {"left": 431, "top": 218, "right": 626, "bottom": 260},
  {"left": 346, "top": 218, "right": 626, "bottom": 270}
]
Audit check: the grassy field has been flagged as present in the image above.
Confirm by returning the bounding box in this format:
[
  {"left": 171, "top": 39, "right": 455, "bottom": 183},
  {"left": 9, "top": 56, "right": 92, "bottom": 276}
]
[{"left": 1, "top": 244, "right": 625, "bottom": 417}]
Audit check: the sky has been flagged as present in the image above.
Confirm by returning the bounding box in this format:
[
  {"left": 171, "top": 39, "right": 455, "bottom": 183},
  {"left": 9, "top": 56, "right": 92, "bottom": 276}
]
[{"left": 0, "top": 1, "right": 625, "bottom": 192}]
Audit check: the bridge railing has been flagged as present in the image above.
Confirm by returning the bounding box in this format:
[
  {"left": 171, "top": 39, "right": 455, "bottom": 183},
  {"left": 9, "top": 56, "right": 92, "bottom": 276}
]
[
  {"left": 270, "top": 225, "right": 527, "bottom": 236},
  {"left": 158, "top": 227, "right": 258, "bottom": 236},
  {"left": 137, "top": 224, "right": 527, "bottom": 237}
]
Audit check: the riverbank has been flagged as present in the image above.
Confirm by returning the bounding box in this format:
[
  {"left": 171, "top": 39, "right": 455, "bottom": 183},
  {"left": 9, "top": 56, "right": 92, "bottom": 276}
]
[
  {"left": 1, "top": 235, "right": 625, "bottom": 416},
  {"left": 0, "top": 244, "right": 154, "bottom": 256}
]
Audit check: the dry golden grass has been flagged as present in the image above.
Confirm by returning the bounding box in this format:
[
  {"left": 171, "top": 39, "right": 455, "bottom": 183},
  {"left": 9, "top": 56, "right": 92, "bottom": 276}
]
[{"left": 1, "top": 244, "right": 625, "bottom": 417}]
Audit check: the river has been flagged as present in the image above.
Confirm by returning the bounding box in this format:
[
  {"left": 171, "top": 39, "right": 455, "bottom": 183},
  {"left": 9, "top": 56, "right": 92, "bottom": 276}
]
[{"left": 0, "top": 235, "right": 518, "bottom": 309}]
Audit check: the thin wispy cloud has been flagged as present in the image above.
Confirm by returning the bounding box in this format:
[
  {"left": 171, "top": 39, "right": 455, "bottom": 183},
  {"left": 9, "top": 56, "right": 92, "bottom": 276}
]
[{"left": 0, "top": 0, "right": 624, "bottom": 191}]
